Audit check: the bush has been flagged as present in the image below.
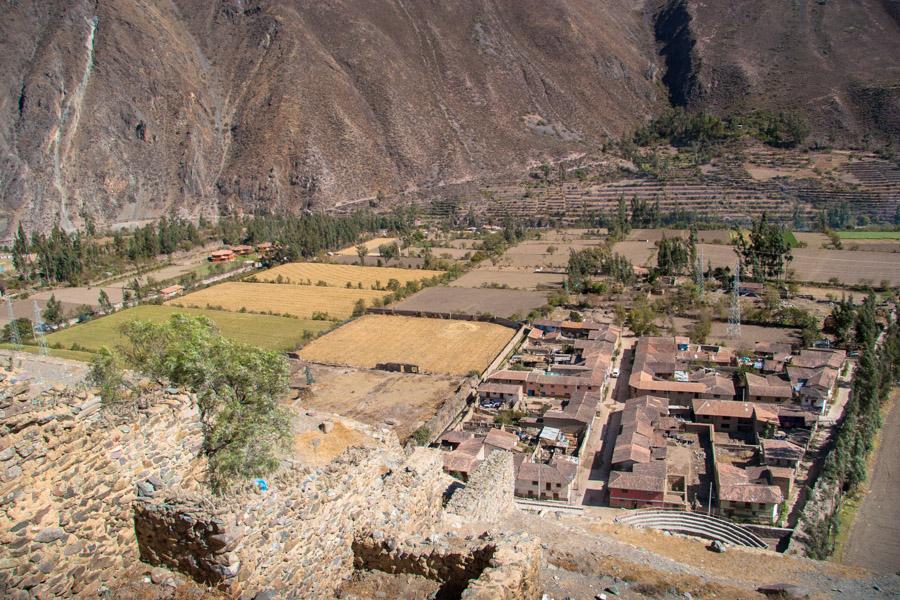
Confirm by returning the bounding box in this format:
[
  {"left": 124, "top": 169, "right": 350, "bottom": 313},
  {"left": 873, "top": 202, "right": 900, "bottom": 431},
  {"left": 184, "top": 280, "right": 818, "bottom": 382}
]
[{"left": 411, "top": 427, "right": 431, "bottom": 446}]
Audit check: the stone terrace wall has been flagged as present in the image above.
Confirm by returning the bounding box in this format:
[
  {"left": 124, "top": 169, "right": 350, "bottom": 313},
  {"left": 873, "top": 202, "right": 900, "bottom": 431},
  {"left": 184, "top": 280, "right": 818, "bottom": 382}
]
[
  {"left": 134, "top": 446, "right": 449, "bottom": 598},
  {"left": 0, "top": 373, "right": 203, "bottom": 599},
  {"left": 446, "top": 451, "right": 515, "bottom": 522},
  {"left": 352, "top": 531, "right": 541, "bottom": 600}
]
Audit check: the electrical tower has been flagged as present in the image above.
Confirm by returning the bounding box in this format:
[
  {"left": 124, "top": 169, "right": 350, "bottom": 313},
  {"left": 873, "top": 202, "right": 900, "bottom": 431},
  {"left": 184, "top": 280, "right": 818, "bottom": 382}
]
[
  {"left": 32, "top": 301, "right": 49, "bottom": 356},
  {"left": 5, "top": 296, "right": 20, "bottom": 349},
  {"left": 694, "top": 248, "right": 705, "bottom": 298},
  {"left": 727, "top": 269, "right": 742, "bottom": 340}
]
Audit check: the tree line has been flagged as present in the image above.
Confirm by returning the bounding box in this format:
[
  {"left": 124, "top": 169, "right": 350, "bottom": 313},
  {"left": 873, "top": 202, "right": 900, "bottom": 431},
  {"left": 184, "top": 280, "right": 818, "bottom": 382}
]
[{"left": 804, "top": 295, "right": 898, "bottom": 558}]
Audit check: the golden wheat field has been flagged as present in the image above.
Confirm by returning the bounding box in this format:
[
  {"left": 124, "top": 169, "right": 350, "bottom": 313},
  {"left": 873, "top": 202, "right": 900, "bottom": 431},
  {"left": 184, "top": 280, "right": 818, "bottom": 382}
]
[
  {"left": 167, "top": 282, "right": 386, "bottom": 319},
  {"left": 335, "top": 237, "right": 400, "bottom": 256},
  {"left": 298, "top": 314, "right": 515, "bottom": 375},
  {"left": 254, "top": 262, "right": 443, "bottom": 289}
]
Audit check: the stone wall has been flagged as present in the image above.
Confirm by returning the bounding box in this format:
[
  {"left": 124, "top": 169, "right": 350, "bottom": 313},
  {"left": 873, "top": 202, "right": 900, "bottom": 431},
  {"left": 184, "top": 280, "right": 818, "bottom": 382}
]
[
  {"left": 133, "top": 446, "right": 448, "bottom": 598},
  {"left": 352, "top": 530, "right": 541, "bottom": 600},
  {"left": 0, "top": 372, "right": 203, "bottom": 598},
  {"left": 446, "top": 451, "right": 515, "bottom": 522}
]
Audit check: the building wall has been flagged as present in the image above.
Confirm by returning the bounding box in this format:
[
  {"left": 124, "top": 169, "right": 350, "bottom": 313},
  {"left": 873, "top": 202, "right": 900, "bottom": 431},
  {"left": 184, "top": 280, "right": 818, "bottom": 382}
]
[
  {"left": 608, "top": 487, "right": 666, "bottom": 509},
  {"left": 719, "top": 500, "right": 779, "bottom": 525}
]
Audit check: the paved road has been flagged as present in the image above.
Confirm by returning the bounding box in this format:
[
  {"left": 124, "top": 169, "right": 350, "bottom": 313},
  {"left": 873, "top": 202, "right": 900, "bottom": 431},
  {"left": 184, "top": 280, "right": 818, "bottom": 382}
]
[{"left": 841, "top": 392, "right": 900, "bottom": 574}]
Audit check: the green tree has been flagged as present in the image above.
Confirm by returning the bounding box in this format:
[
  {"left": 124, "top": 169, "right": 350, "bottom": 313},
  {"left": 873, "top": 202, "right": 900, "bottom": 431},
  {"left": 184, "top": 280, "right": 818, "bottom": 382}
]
[
  {"left": 352, "top": 298, "right": 366, "bottom": 317},
  {"left": 119, "top": 315, "right": 292, "bottom": 491},
  {"left": 356, "top": 243, "right": 368, "bottom": 266},
  {"left": 689, "top": 311, "right": 712, "bottom": 344},
  {"left": 2, "top": 318, "right": 33, "bottom": 343},
  {"left": 734, "top": 213, "right": 793, "bottom": 282},
  {"left": 88, "top": 346, "right": 126, "bottom": 405},
  {"left": 378, "top": 242, "right": 400, "bottom": 261},
  {"left": 42, "top": 294, "right": 64, "bottom": 327},
  {"left": 627, "top": 299, "right": 658, "bottom": 336}
]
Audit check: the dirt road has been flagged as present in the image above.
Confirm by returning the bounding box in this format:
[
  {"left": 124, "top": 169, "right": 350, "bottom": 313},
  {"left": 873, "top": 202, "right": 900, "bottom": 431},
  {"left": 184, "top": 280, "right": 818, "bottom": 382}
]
[{"left": 841, "top": 393, "right": 900, "bottom": 574}]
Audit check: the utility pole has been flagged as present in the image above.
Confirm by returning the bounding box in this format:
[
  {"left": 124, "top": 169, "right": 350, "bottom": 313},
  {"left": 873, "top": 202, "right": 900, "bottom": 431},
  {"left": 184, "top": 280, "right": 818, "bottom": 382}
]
[{"left": 728, "top": 268, "right": 742, "bottom": 340}]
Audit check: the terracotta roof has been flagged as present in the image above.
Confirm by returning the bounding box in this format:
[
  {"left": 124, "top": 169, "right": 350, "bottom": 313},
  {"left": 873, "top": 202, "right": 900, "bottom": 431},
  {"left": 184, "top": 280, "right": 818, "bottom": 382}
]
[
  {"left": 159, "top": 284, "right": 183, "bottom": 295},
  {"left": 608, "top": 461, "right": 667, "bottom": 493},
  {"left": 442, "top": 452, "right": 481, "bottom": 474},
  {"left": 484, "top": 428, "right": 518, "bottom": 451},
  {"left": 692, "top": 399, "right": 755, "bottom": 419},
  {"left": 762, "top": 438, "right": 805, "bottom": 462},
  {"left": 514, "top": 455, "right": 577, "bottom": 485},
  {"left": 488, "top": 370, "right": 530, "bottom": 383},
  {"left": 441, "top": 431, "right": 474, "bottom": 445},
  {"left": 792, "top": 349, "right": 846, "bottom": 370},
  {"left": 745, "top": 373, "right": 793, "bottom": 399},
  {"left": 717, "top": 463, "right": 783, "bottom": 504},
  {"left": 753, "top": 403, "right": 780, "bottom": 425}
]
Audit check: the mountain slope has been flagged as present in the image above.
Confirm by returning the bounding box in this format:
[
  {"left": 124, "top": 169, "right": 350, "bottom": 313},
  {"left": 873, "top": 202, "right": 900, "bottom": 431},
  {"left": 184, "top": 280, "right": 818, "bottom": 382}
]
[
  {"left": 0, "top": 0, "right": 662, "bottom": 236},
  {"left": 655, "top": 0, "right": 900, "bottom": 145}
]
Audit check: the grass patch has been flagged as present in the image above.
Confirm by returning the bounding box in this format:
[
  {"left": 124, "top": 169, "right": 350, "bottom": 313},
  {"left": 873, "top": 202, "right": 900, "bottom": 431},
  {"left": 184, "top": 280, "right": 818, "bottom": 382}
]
[
  {"left": 42, "top": 305, "right": 332, "bottom": 354},
  {"left": 782, "top": 231, "right": 799, "bottom": 247},
  {"left": 835, "top": 231, "right": 900, "bottom": 240},
  {"left": 0, "top": 343, "right": 94, "bottom": 362}
]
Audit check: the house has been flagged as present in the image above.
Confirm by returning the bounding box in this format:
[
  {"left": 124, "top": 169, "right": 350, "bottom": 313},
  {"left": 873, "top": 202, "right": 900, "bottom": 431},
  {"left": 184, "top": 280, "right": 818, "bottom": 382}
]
[
  {"left": 255, "top": 242, "right": 273, "bottom": 252},
  {"left": 628, "top": 337, "right": 736, "bottom": 404},
  {"left": 513, "top": 455, "right": 578, "bottom": 501},
  {"left": 611, "top": 396, "right": 668, "bottom": 470},
  {"left": 608, "top": 461, "right": 685, "bottom": 509},
  {"left": 716, "top": 463, "right": 783, "bottom": 524},
  {"left": 761, "top": 438, "right": 805, "bottom": 469},
  {"left": 232, "top": 244, "right": 254, "bottom": 256},
  {"left": 158, "top": 284, "right": 184, "bottom": 300},
  {"left": 745, "top": 373, "right": 794, "bottom": 403},
  {"left": 738, "top": 281, "right": 765, "bottom": 297},
  {"left": 209, "top": 249, "right": 235, "bottom": 263},
  {"left": 541, "top": 391, "right": 600, "bottom": 435},
  {"left": 791, "top": 349, "right": 846, "bottom": 371},
  {"left": 692, "top": 399, "right": 778, "bottom": 436},
  {"left": 483, "top": 428, "right": 519, "bottom": 454},
  {"left": 787, "top": 366, "right": 838, "bottom": 411},
  {"left": 477, "top": 382, "right": 523, "bottom": 409},
  {"left": 441, "top": 436, "right": 485, "bottom": 480}
]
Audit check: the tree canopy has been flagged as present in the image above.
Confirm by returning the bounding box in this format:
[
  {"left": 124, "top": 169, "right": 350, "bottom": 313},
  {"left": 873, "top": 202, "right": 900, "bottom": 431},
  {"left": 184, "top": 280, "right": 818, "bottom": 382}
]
[
  {"left": 119, "top": 314, "right": 292, "bottom": 491},
  {"left": 734, "top": 214, "right": 793, "bottom": 282}
]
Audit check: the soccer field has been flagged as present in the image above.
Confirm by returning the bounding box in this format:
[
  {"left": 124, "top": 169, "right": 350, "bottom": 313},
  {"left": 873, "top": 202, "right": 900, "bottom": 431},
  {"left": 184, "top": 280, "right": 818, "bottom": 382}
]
[{"left": 44, "top": 305, "right": 332, "bottom": 353}]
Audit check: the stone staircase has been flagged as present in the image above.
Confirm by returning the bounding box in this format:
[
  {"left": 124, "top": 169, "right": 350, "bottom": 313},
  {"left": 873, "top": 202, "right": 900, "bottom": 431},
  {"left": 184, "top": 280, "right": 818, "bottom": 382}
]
[{"left": 615, "top": 509, "right": 768, "bottom": 548}]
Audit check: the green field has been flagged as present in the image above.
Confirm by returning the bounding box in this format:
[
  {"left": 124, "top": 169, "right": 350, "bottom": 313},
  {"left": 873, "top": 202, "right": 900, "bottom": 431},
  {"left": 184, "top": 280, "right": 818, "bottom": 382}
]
[
  {"left": 42, "top": 305, "right": 332, "bottom": 354},
  {"left": 783, "top": 231, "right": 799, "bottom": 247},
  {"left": 835, "top": 231, "right": 900, "bottom": 240},
  {"left": 0, "top": 343, "right": 94, "bottom": 362}
]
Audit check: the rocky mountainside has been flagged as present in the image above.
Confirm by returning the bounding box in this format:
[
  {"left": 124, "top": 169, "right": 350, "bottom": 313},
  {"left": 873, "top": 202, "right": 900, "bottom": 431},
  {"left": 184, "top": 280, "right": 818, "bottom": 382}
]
[
  {"left": 656, "top": 0, "right": 900, "bottom": 146},
  {"left": 1, "top": 0, "right": 898, "bottom": 237},
  {"left": 0, "top": 0, "right": 662, "bottom": 237}
]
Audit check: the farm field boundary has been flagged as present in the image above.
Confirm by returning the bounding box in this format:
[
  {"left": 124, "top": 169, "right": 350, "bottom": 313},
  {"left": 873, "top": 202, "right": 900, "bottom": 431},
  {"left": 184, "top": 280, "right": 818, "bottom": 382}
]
[
  {"left": 43, "top": 305, "right": 332, "bottom": 353},
  {"left": 253, "top": 262, "right": 442, "bottom": 289}
]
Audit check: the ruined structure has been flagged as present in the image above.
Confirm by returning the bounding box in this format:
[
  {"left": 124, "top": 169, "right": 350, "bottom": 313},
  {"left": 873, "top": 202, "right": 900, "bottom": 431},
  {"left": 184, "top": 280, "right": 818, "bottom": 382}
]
[{"left": 0, "top": 368, "right": 539, "bottom": 599}]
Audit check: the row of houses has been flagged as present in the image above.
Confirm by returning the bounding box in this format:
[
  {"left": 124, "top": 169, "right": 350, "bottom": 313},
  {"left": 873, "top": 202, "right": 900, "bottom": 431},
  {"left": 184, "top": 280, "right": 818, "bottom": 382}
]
[
  {"left": 443, "top": 320, "right": 622, "bottom": 503},
  {"left": 628, "top": 337, "right": 846, "bottom": 415},
  {"left": 607, "top": 392, "right": 809, "bottom": 524},
  {"left": 208, "top": 242, "right": 273, "bottom": 263}
]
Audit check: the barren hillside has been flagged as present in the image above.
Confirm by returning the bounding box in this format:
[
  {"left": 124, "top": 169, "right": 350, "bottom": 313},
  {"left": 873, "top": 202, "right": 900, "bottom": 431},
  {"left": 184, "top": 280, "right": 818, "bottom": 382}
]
[
  {"left": 1, "top": 0, "right": 898, "bottom": 237},
  {"left": 0, "top": 0, "right": 662, "bottom": 236},
  {"left": 656, "top": 0, "right": 900, "bottom": 145}
]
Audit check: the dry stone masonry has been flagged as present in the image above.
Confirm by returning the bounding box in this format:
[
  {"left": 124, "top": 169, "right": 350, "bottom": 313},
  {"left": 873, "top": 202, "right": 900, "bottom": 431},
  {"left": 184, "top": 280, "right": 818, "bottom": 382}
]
[
  {"left": 445, "top": 450, "right": 515, "bottom": 522},
  {"left": 0, "top": 363, "right": 539, "bottom": 599}
]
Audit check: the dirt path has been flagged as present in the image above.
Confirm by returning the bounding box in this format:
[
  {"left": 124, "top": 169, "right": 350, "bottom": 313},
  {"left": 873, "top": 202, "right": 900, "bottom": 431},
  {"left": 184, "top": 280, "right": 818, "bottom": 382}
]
[{"left": 841, "top": 393, "right": 900, "bottom": 574}]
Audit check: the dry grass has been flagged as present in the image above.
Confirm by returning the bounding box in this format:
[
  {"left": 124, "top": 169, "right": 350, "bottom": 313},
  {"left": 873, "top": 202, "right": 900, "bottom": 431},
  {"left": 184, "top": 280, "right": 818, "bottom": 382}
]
[
  {"left": 168, "top": 282, "right": 385, "bottom": 319},
  {"left": 292, "top": 421, "right": 375, "bottom": 467},
  {"left": 298, "top": 314, "right": 514, "bottom": 375},
  {"left": 254, "top": 262, "right": 442, "bottom": 289},
  {"left": 335, "top": 237, "right": 400, "bottom": 256}
]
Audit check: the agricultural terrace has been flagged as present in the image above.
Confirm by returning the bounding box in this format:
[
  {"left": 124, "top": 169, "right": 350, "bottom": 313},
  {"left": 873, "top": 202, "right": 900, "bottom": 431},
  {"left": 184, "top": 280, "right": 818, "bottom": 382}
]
[
  {"left": 335, "top": 237, "right": 399, "bottom": 256},
  {"left": 254, "top": 262, "right": 443, "bottom": 289},
  {"left": 43, "top": 305, "right": 332, "bottom": 353},
  {"left": 168, "top": 282, "right": 385, "bottom": 320},
  {"left": 298, "top": 315, "right": 515, "bottom": 376}
]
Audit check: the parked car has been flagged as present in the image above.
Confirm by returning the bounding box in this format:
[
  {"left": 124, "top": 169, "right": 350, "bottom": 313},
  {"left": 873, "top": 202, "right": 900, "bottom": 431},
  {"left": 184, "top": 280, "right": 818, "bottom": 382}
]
[{"left": 611, "top": 367, "right": 620, "bottom": 378}]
